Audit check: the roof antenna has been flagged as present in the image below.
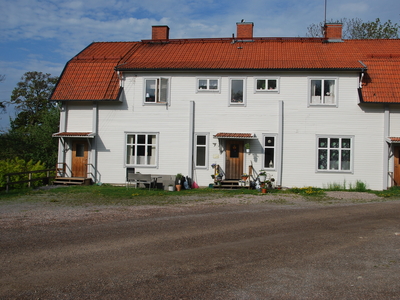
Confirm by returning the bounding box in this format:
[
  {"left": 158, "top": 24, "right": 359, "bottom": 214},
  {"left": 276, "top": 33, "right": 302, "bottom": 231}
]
[{"left": 324, "top": 0, "right": 327, "bottom": 24}]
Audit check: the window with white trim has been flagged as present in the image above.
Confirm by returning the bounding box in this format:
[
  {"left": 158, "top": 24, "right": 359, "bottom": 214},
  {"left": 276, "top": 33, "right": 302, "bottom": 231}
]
[
  {"left": 230, "top": 78, "right": 246, "bottom": 105},
  {"left": 309, "top": 78, "right": 337, "bottom": 105},
  {"left": 126, "top": 133, "right": 158, "bottom": 166},
  {"left": 263, "top": 136, "right": 276, "bottom": 169},
  {"left": 144, "top": 78, "right": 169, "bottom": 104},
  {"left": 317, "top": 136, "right": 352, "bottom": 171},
  {"left": 197, "top": 78, "right": 220, "bottom": 92},
  {"left": 195, "top": 134, "right": 208, "bottom": 168},
  {"left": 255, "top": 78, "right": 279, "bottom": 92}
]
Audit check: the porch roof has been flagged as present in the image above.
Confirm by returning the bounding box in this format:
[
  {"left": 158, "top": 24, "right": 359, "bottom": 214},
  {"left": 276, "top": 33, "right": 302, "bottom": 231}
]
[
  {"left": 52, "top": 132, "right": 96, "bottom": 138},
  {"left": 213, "top": 133, "right": 256, "bottom": 139},
  {"left": 387, "top": 137, "right": 400, "bottom": 143}
]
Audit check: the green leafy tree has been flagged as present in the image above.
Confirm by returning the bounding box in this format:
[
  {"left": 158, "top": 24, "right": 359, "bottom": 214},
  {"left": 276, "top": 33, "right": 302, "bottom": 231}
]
[
  {"left": 306, "top": 18, "right": 399, "bottom": 39},
  {"left": 0, "top": 71, "right": 60, "bottom": 168},
  {"left": 9, "top": 71, "right": 58, "bottom": 129}
]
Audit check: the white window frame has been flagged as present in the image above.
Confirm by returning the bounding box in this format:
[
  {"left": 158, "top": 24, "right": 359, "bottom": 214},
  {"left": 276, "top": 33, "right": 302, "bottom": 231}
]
[
  {"left": 229, "top": 78, "right": 246, "bottom": 106},
  {"left": 144, "top": 77, "right": 170, "bottom": 105},
  {"left": 255, "top": 78, "right": 279, "bottom": 93},
  {"left": 196, "top": 77, "right": 220, "bottom": 92},
  {"left": 194, "top": 133, "right": 209, "bottom": 168},
  {"left": 125, "top": 132, "right": 159, "bottom": 167},
  {"left": 263, "top": 134, "right": 277, "bottom": 170},
  {"left": 316, "top": 135, "right": 353, "bottom": 172},
  {"left": 308, "top": 77, "right": 338, "bottom": 106}
]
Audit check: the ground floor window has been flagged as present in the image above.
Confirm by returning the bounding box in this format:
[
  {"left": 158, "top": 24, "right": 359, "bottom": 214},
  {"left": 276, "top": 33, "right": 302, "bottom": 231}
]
[
  {"left": 195, "top": 133, "right": 208, "bottom": 168},
  {"left": 126, "top": 133, "right": 158, "bottom": 166},
  {"left": 263, "top": 136, "right": 275, "bottom": 169},
  {"left": 317, "top": 136, "right": 352, "bottom": 171}
]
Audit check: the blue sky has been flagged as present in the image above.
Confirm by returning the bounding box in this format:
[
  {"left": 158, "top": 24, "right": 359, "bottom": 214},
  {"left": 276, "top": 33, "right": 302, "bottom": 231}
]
[{"left": 1, "top": 0, "right": 399, "bottom": 130}]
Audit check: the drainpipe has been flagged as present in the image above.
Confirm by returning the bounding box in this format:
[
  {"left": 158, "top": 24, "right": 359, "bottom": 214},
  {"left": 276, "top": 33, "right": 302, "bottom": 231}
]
[
  {"left": 277, "top": 101, "right": 284, "bottom": 187},
  {"left": 383, "top": 105, "right": 390, "bottom": 189},
  {"left": 188, "top": 101, "right": 195, "bottom": 180},
  {"left": 92, "top": 102, "right": 98, "bottom": 183}
]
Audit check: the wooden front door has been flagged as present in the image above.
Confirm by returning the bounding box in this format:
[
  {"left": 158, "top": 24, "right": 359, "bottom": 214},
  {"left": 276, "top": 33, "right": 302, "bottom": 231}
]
[
  {"left": 394, "top": 146, "right": 400, "bottom": 186},
  {"left": 72, "top": 140, "right": 88, "bottom": 178},
  {"left": 225, "top": 140, "right": 243, "bottom": 179}
]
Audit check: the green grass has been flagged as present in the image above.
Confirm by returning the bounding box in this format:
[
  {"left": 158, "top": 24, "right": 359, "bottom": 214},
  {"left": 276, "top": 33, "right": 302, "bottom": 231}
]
[{"left": 1, "top": 183, "right": 400, "bottom": 206}]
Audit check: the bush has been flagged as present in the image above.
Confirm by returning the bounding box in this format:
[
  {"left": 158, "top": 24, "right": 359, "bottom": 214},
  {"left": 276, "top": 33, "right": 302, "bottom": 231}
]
[{"left": 0, "top": 158, "right": 47, "bottom": 190}]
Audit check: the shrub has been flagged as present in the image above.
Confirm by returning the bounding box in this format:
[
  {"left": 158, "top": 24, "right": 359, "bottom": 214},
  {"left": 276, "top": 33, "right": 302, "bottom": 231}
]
[{"left": 0, "top": 158, "right": 47, "bottom": 190}]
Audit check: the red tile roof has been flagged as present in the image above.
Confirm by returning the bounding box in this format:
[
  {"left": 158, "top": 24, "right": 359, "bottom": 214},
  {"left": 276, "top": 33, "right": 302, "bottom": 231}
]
[
  {"left": 50, "top": 36, "right": 400, "bottom": 103},
  {"left": 51, "top": 42, "right": 139, "bottom": 101}
]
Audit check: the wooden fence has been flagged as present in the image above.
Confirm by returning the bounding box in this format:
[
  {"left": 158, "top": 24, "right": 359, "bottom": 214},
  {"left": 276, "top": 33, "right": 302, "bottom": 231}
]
[{"left": 4, "top": 169, "right": 56, "bottom": 192}]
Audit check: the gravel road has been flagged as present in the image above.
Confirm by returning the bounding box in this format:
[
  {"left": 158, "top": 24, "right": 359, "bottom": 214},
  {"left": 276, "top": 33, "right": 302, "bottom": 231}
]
[{"left": 1, "top": 192, "right": 399, "bottom": 299}]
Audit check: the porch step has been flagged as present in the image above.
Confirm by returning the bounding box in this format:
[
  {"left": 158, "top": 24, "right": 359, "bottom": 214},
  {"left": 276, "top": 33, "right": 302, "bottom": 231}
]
[
  {"left": 53, "top": 177, "right": 92, "bottom": 186},
  {"left": 213, "top": 179, "right": 247, "bottom": 189}
]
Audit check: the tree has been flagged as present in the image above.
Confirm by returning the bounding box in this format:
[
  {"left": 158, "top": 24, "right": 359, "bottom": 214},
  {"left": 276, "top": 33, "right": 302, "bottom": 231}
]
[
  {"left": 0, "top": 71, "right": 60, "bottom": 168},
  {"left": 9, "top": 71, "right": 58, "bottom": 129},
  {"left": 306, "top": 18, "right": 399, "bottom": 39}
]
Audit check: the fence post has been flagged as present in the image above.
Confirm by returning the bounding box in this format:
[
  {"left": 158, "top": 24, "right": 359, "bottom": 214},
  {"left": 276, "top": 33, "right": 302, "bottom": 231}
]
[{"left": 6, "top": 175, "right": 9, "bottom": 193}]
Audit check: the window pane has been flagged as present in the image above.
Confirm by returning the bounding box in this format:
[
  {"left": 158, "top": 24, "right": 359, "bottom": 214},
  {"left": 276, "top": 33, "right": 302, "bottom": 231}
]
[
  {"left": 160, "top": 78, "right": 168, "bottom": 102},
  {"left": 145, "top": 80, "right": 156, "bottom": 102},
  {"left": 257, "top": 79, "right": 266, "bottom": 90},
  {"left": 341, "top": 150, "right": 351, "bottom": 170},
  {"left": 265, "top": 137, "right": 274, "bottom": 146},
  {"left": 137, "top": 135, "right": 145, "bottom": 144},
  {"left": 127, "top": 135, "right": 135, "bottom": 144},
  {"left": 319, "top": 138, "right": 327, "bottom": 148},
  {"left": 329, "top": 149, "right": 339, "bottom": 170},
  {"left": 76, "top": 144, "right": 84, "bottom": 157},
  {"left": 198, "top": 79, "right": 207, "bottom": 89},
  {"left": 311, "top": 80, "right": 321, "bottom": 96},
  {"left": 127, "top": 145, "right": 135, "bottom": 164},
  {"left": 268, "top": 79, "right": 277, "bottom": 90},
  {"left": 342, "top": 138, "right": 351, "bottom": 148},
  {"left": 330, "top": 138, "right": 339, "bottom": 148},
  {"left": 196, "top": 147, "right": 206, "bottom": 166},
  {"left": 197, "top": 135, "right": 206, "bottom": 145},
  {"left": 264, "top": 148, "right": 274, "bottom": 168},
  {"left": 147, "top": 134, "right": 156, "bottom": 144},
  {"left": 318, "top": 149, "right": 327, "bottom": 169},
  {"left": 324, "top": 80, "right": 335, "bottom": 96},
  {"left": 231, "top": 80, "right": 243, "bottom": 103},
  {"left": 209, "top": 80, "right": 218, "bottom": 89}
]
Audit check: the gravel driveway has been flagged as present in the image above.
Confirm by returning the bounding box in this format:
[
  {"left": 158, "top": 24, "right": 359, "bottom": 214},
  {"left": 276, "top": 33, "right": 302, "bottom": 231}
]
[{"left": 1, "top": 192, "right": 399, "bottom": 299}]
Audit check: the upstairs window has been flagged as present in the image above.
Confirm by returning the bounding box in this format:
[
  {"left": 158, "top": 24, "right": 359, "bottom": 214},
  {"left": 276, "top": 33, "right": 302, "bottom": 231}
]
[
  {"left": 230, "top": 78, "right": 246, "bottom": 105},
  {"left": 317, "top": 136, "right": 352, "bottom": 172},
  {"left": 144, "top": 78, "right": 169, "bottom": 104},
  {"left": 310, "top": 79, "right": 337, "bottom": 105},
  {"left": 197, "top": 78, "right": 220, "bottom": 92},
  {"left": 255, "top": 78, "right": 279, "bottom": 92}
]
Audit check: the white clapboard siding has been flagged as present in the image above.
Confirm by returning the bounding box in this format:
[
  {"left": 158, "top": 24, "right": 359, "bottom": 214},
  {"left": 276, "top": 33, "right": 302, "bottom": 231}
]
[{"left": 66, "top": 103, "right": 93, "bottom": 132}]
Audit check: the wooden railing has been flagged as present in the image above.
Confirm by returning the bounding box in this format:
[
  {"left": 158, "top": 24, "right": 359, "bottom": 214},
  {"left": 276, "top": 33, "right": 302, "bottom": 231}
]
[{"left": 4, "top": 169, "right": 56, "bottom": 192}]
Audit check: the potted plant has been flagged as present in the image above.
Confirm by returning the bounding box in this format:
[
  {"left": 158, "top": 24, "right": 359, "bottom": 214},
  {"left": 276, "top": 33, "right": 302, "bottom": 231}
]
[
  {"left": 176, "top": 173, "right": 183, "bottom": 191},
  {"left": 259, "top": 170, "right": 267, "bottom": 182},
  {"left": 244, "top": 143, "right": 250, "bottom": 153},
  {"left": 241, "top": 173, "right": 249, "bottom": 181}
]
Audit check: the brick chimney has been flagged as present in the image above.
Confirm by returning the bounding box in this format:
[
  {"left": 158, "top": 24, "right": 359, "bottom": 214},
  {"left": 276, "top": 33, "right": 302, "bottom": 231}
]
[
  {"left": 236, "top": 21, "right": 254, "bottom": 39},
  {"left": 324, "top": 23, "right": 343, "bottom": 41},
  {"left": 152, "top": 25, "right": 170, "bottom": 40}
]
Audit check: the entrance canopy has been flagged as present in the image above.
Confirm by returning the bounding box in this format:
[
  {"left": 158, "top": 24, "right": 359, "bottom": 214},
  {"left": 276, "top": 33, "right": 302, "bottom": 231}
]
[
  {"left": 387, "top": 137, "right": 400, "bottom": 143},
  {"left": 213, "top": 133, "right": 256, "bottom": 139},
  {"left": 52, "top": 132, "right": 96, "bottom": 138}
]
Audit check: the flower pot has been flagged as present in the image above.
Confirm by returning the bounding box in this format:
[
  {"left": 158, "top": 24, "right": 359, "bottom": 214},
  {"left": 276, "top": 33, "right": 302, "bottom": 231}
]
[
  {"left": 261, "top": 188, "right": 267, "bottom": 194},
  {"left": 176, "top": 185, "right": 181, "bottom": 191},
  {"left": 259, "top": 175, "right": 266, "bottom": 182},
  {"left": 246, "top": 149, "right": 250, "bottom": 153},
  {"left": 168, "top": 185, "right": 174, "bottom": 191}
]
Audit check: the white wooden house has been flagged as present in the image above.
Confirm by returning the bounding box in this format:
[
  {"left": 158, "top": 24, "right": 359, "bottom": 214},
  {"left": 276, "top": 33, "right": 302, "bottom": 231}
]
[{"left": 51, "top": 22, "right": 400, "bottom": 190}]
